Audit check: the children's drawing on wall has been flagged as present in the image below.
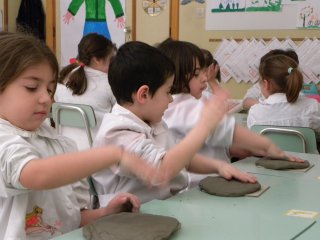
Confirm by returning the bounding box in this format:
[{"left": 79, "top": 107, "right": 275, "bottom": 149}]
[
  {"left": 210, "top": 0, "right": 282, "bottom": 13},
  {"left": 211, "top": 0, "right": 246, "bottom": 12},
  {"left": 245, "top": 0, "right": 282, "bottom": 12},
  {"left": 296, "top": 1, "right": 320, "bottom": 28},
  {"left": 181, "top": 0, "right": 205, "bottom": 5},
  {"left": 283, "top": 0, "right": 306, "bottom": 4},
  {"left": 60, "top": 0, "right": 126, "bottom": 66}
]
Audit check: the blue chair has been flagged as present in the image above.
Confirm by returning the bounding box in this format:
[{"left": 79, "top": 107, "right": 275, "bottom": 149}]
[
  {"left": 250, "top": 125, "right": 318, "bottom": 154},
  {"left": 52, "top": 102, "right": 99, "bottom": 208}
]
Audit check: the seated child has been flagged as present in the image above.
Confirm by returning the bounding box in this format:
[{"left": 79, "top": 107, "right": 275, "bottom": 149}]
[
  {"left": 242, "top": 49, "right": 299, "bottom": 111},
  {"left": 0, "top": 32, "right": 164, "bottom": 239},
  {"left": 92, "top": 41, "right": 257, "bottom": 206},
  {"left": 157, "top": 39, "right": 302, "bottom": 185},
  {"left": 247, "top": 54, "right": 320, "bottom": 133},
  {"left": 55, "top": 33, "right": 116, "bottom": 150}
]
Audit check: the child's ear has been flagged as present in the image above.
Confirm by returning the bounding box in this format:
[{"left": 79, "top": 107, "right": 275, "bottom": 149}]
[{"left": 136, "top": 85, "right": 150, "bottom": 104}]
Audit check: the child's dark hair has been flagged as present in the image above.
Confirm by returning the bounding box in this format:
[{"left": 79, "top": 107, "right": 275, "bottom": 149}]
[
  {"left": 59, "top": 33, "right": 115, "bottom": 95},
  {"left": 108, "top": 41, "right": 175, "bottom": 105},
  {"left": 0, "top": 31, "right": 59, "bottom": 97},
  {"left": 157, "top": 38, "right": 205, "bottom": 94},
  {"left": 260, "top": 49, "right": 299, "bottom": 64},
  {"left": 201, "top": 48, "right": 221, "bottom": 82},
  {"left": 259, "top": 54, "right": 302, "bottom": 103}
]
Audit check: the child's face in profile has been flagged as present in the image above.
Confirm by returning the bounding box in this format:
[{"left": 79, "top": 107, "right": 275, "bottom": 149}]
[
  {"left": 144, "top": 75, "right": 174, "bottom": 124},
  {"left": 188, "top": 60, "right": 207, "bottom": 99},
  {"left": 0, "top": 61, "right": 55, "bottom": 131}
]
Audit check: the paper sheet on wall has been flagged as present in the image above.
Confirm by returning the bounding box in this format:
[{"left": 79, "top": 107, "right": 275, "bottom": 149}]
[
  {"left": 214, "top": 37, "right": 320, "bottom": 84},
  {"left": 60, "top": 0, "right": 126, "bottom": 67}
]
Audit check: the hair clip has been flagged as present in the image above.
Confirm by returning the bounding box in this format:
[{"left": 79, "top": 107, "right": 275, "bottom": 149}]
[
  {"left": 69, "top": 58, "right": 85, "bottom": 67},
  {"left": 288, "top": 67, "right": 293, "bottom": 75}
]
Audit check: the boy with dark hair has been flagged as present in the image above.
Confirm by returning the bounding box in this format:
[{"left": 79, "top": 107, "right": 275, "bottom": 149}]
[{"left": 92, "top": 41, "right": 256, "bottom": 207}]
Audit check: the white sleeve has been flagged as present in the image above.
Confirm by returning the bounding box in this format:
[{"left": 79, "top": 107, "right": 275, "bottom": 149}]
[
  {"left": 98, "top": 129, "right": 166, "bottom": 178},
  {"left": 165, "top": 97, "right": 235, "bottom": 148},
  {"left": 243, "top": 83, "right": 261, "bottom": 99},
  {"left": 0, "top": 137, "right": 40, "bottom": 190}
]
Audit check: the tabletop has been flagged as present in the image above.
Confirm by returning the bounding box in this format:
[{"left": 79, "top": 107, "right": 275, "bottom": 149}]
[{"left": 54, "top": 152, "right": 320, "bottom": 240}]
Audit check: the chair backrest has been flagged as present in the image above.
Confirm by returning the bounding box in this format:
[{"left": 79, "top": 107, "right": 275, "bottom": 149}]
[
  {"left": 250, "top": 125, "right": 318, "bottom": 154},
  {"left": 52, "top": 102, "right": 97, "bottom": 147},
  {"left": 52, "top": 102, "right": 98, "bottom": 207}
]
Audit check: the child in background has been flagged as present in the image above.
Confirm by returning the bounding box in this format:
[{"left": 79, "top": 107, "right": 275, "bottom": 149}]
[
  {"left": 158, "top": 39, "right": 302, "bottom": 186},
  {"left": 0, "top": 32, "right": 164, "bottom": 239},
  {"left": 201, "top": 48, "right": 242, "bottom": 114},
  {"left": 247, "top": 54, "right": 320, "bottom": 133},
  {"left": 55, "top": 33, "right": 116, "bottom": 150},
  {"left": 201, "top": 48, "right": 221, "bottom": 90},
  {"left": 92, "top": 41, "right": 257, "bottom": 206},
  {"left": 242, "top": 49, "right": 299, "bottom": 111}
]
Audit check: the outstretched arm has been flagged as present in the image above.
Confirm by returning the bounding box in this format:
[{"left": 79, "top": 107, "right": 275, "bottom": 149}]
[
  {"left": 232, "top": 125, "right": 304, "bottom": 162},
  {"left": 19, "top": 146, "right": 165, "bottom": 190},
  {"left": 242, "top": 97, "right": 259, "bottom": 110},
  {"left": 187, "top": 154, "right": 257, "bottom": 183},
  {"left": 158, "top": 94, "right": 228, "bottom": 181}
]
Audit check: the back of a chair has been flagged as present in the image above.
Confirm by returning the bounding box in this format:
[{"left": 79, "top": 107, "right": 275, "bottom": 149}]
[
  {"left": 251, "top": 125, "right": 318, "bottom": 154},
  {"left": 52, "top": 102, "right": 97, "bottom": 147},
  {"left": 52, "top": 102, "right": 98, "bottom": 206}
]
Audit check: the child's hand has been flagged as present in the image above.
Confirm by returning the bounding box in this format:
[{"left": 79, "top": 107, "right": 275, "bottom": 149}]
[
  {"left": 217, "top": 162, "right": 257, "bottom": 183},
  {"left": 200, "top": 94, "right": 228, "bottom": 132},
  {"left": 265, "top": 144, "right": 305, "bottom": 163},
  {"left": 120, "top": 150, "right": 167, "bottom": 186},
  {"left": 104, "top": 193, "right": 141, "bottom": 215}
]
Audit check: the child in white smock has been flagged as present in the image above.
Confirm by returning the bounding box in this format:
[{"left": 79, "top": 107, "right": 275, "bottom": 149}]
[
  {"left": 0, "top": 32, "right": 165, "bottom": 240},
  {"left": 157, "top": 39, "right": 302, "bottom": 187},
  {"left": 247, "top": 54, "right": 320, "bottom": 133},
  {"left": 55, "top": 33, "right": 116, "bottom": 150}
]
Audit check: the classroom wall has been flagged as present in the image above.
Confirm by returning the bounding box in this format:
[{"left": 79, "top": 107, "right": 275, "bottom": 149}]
[
  {"left": 178, "top": 2, "right": 320, "bottom": 98},
  {"left": 135, "top": 0, "right": 170, "bottom": 45},
  {"left": 2, "top": 1, "right": 320, "bottom": 98}
]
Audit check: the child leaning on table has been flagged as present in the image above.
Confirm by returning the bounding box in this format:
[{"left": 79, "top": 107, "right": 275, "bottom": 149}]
[
  {"left": 0, "top": 32, "right": 165, "bottom": 240},
  {"left": 157, "top": 39, "right": 302, "bottom": 180},
  {"left": 92, "top": 41, "right": 257, "bottom": 207}
]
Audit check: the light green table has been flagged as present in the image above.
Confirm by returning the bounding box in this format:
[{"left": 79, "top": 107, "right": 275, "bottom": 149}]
[{"left": 54, "top": 152, "right": 320, "bottom": 240}]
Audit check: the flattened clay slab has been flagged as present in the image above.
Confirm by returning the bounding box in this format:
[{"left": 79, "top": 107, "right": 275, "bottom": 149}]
[
  {"left": 83, "top": 212, "right": 180, "bottom": 240},
  {"left": 256, "top": 158, "right": 310, "bottom": 170},
  {"left": 199, "top": 176, "right": 261, "bottom": 197}
]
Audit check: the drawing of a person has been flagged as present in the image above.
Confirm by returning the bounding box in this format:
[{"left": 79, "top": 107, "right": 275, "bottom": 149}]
[
  {"left": 63, "top": 0, "right": 125, "bottom": 40},
  {"left": 25, "top": 206, "right": 61, "bottom": 236}
]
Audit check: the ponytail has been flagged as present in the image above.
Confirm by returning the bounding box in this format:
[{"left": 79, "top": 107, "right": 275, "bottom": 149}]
[
  {"left": 286, "top": 68, "right": 303, "bottom": 103},
  {"left": 58, "top": 62, "right": 88, "bottom": 95}
]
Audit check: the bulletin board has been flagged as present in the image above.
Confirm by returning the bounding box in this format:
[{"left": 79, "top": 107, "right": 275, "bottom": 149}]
[{"left": 205, "top": 1, "right": 313, "bottom": 30}]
